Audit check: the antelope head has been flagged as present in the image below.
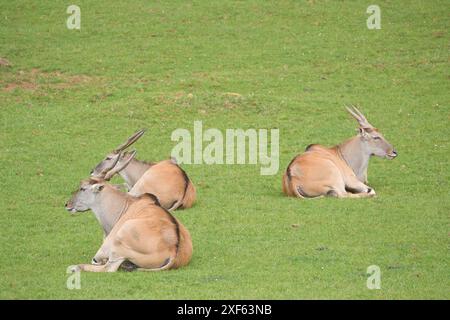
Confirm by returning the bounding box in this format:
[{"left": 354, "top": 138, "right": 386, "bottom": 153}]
[
  {"left": 65, "top": 178, "right": 106, "bottom": 213},
  {"left": 346, "top": 105, "right": 397, "bottom": 159},
  {"left": 90, "top": 129, "right": 145, "bottom": 179}
]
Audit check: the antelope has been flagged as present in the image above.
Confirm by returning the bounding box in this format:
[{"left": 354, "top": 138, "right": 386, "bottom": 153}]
[
  {"left": 282, "top": 106, "right": 397, "bottom": 198},
  {"left": 65, "top": 178, "right": 193, "bottom": 272},
  {"left": 90, "top": 129, "right": 196, "bottom": 211}
]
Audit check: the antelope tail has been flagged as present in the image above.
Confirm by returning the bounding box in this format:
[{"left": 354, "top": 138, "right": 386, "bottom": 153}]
[
  {"left": 135, "top": 256, "right": 176, "bottom": 272},
  {"left": 282, "top": 172, "right": 293, "bottom": 196},
  {"left": 283, "top": 166, "right": 311, "bottom": 199},
  {"left": 284, "top": 175, "right": 306, "bottom": 198},
  {"left": 181, "top": 180, "right": 196, "bottom": 209},
  {"left": 168, "top": 166, "right": 196, "bottom": 211},
  {"left": 282, "top": 163, "right": 303, "bottom": 197}
]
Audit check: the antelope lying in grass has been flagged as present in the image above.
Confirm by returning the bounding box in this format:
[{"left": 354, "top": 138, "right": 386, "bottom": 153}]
[
  {"left": 91, "top": 129, "right": 196, "bottom": 211},
  {"left": 282, "top": 106, "right": 397, "bottom": 198},
  {"left": 65, "top": 178, "right": 193, "bottom": 272}
]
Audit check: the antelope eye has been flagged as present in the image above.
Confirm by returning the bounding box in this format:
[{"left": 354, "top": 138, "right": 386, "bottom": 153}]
[
  {"left": 373, "top": 136, "right": 381, "bottom": 140},
  {"left": 80, "top": 187, "right": 86, "bottom": 191},
  {"left": 105, "top": 157, "right": 112, "bottom": 160}
]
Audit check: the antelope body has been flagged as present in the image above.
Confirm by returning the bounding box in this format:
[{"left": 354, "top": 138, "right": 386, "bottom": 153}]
[
  {"left": 91, "top": 129, "right": 196, "bottom": 211},
  {"left": 127, "top": 158, "right": 196, "bottom": 211},
  {"left": 283, "top": 106, "right": 397, "bottom": 198},
  {"left": 65, "top": 178, "right": 192, "bottom": 272}
]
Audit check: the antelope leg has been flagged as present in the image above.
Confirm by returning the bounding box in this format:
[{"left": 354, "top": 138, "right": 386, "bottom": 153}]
[
  {"left": 70, "top": 258, "right": 126, "bottom": 273},
  {"left": 92, "top": 246, "right": 109, "bottom": 265},
  {"left": 344, "top": 174, "right": 372, "bottom": 194}
]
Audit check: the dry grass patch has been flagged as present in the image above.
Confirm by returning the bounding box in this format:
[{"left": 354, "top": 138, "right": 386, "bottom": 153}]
[{"left": 1, "top": 68, "right": 99, "bottom": 93}]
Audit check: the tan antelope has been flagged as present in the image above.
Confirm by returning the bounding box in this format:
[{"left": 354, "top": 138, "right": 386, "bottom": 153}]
[
  {"left": 65, "top": 178, "right": 193, "bottom": 272},
  {"left": 282, "top": 106, "right": 397, "bottom": 198},
  {"left": 90, "top": 129, "right": 196, "bottom": 211}
]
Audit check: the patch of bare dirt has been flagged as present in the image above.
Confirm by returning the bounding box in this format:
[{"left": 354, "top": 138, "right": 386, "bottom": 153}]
[
  {"left": 4, "top": 82, "right": 38, "bottom": 92},
  {"left": 432, "top": 31, "right": 445, "bottom": 38},
  {"left": 0, "top": 57, "right": 12, "bottom": 67},
  {"left": 2, "top": 68, "right": 98, "bottom": 93}
]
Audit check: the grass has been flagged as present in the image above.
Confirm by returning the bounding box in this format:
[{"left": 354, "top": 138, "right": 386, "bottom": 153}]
[{"left": 0, "top": 0, "right": 448, "bottom": 299}]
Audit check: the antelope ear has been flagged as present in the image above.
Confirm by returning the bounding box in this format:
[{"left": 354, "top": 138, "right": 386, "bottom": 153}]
[
  {"left": 358, "top": 127, "right": 370, "bottom": 140},
  {"left": 124, "top": 150, "right": 137, "bottom": 160},
  {"left": 92, "top": 184, "right": 105, "bottom": 193}
]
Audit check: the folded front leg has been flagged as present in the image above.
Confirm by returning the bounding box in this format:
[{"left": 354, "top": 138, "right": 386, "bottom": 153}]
[{"left": 69, "top": 258, "right": 125, "bottom": 273}]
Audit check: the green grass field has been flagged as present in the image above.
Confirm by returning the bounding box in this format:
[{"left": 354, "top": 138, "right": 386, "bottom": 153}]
[{"left": 0, "top": 1, "right": 448, "bottom": 299}]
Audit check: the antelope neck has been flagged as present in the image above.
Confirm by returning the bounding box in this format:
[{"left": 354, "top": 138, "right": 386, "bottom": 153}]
[
  {"left": 91, "top": 189, "right": 130, "bottom": 235},
  {"left": 119, "top": 159, "right": 152, "bottom": 188},
  {"left": 337, "top": 136, "right": 371, "bottom": 182}
]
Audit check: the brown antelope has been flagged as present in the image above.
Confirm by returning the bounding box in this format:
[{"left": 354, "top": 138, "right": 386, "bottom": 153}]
[
  {"left": 90, "top": 129, "right": 196, "bottom": 211},
  {"left": 65, "top": 178, "right": 193, "bottom": 272},
  {"left": 282, "top": 106, "right": 397, "bottom": 198}
]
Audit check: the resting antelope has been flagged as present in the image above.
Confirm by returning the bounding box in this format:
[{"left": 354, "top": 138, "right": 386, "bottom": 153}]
[
  {"left": 282, "top": 106, "right": 397, "bottom": 198},
  {"left": 90, "top": 129, "right": 196, "bottom": 211},
  {"left": 65, "top": 178, "right": 193, "bottom": 272}
]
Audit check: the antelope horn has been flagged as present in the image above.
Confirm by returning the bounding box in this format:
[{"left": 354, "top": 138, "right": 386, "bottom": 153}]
[
  {"left": 97, "top": 151, "right": 123, "bottom": 178},
  {"left": 104, "top": 150, "right": 137, "bottom": 181},
  {"left": 346, "top": 105, "right": 373, "bottom": 128},
  {"left": 351, "top": 105, "right": 371, "bottom": 125},
  {"left": 346, "top": 105, "right": 362, "bottom": 122},
  {"left": 113, "top": 129, "right": 146, "bottom": 153}
]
